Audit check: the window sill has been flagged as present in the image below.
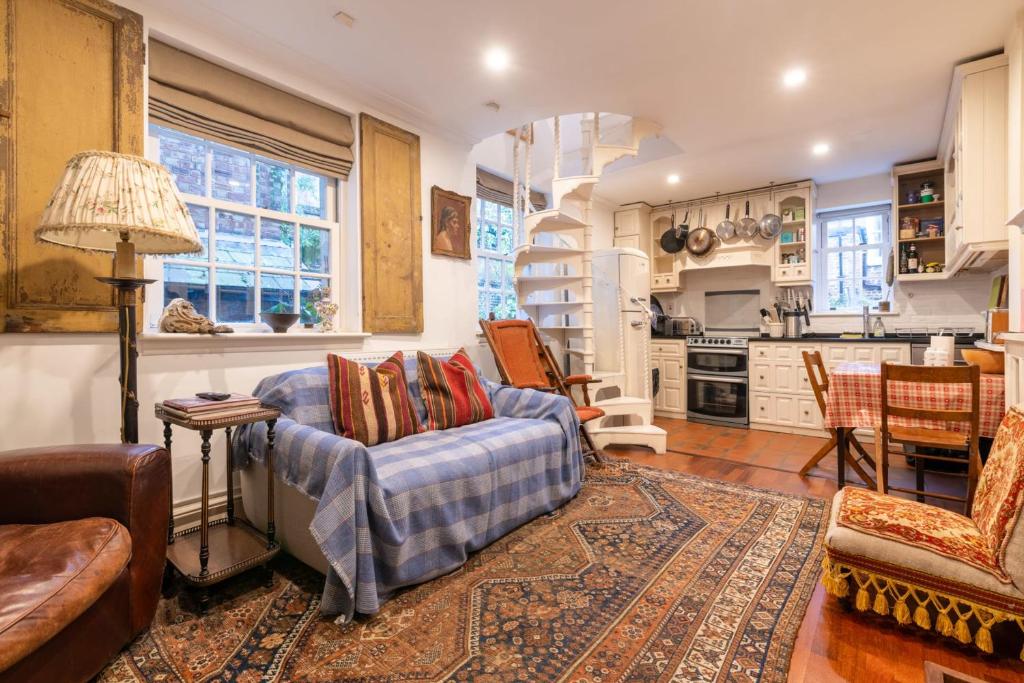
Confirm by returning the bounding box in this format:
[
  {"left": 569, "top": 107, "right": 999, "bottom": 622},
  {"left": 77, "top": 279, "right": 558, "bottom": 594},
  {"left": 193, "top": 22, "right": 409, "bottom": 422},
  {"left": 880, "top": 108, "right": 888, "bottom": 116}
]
[
  {"left": 809, "top": 309, "right": 901, "bottom": 318},
  {"left": 140, "top": 330, "right": 370, "bottom": 356}
]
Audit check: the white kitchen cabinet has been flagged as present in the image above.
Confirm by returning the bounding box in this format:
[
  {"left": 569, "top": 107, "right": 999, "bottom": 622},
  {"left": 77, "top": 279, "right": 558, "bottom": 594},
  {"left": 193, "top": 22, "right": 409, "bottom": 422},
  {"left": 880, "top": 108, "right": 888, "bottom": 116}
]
[
  {"left": 772, "top": 184, "right": 815, "bottom": 285},
  {"left": 939, "top": 54, "right": 1009, "bottom": 275},
  {"left": 652, "top": 339, "right": 686, "bottom": 417},
  {"left": 614, "top": 234, "right": 641, "bottom": 250},
  {"left": 1004, "top": 333, "right": 1024, "bottom": 411},
  {"left": 614, "top": 203, "right": 650, "bottom": 240},
  {"left": 748, "top": 341, "right": 909, "bottom": 436}
]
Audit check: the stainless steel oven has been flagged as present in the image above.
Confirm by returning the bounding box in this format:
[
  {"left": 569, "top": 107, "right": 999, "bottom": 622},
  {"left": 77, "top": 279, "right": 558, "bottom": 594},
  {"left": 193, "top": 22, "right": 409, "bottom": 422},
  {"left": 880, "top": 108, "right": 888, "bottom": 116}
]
[{"left": 686, "top": 337, "right": 749, "bottom": 427}]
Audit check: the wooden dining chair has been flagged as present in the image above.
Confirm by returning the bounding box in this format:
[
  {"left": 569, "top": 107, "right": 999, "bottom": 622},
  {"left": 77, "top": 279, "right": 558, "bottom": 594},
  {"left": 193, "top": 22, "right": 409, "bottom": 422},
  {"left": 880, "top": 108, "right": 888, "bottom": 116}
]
[
  {"left": 799, "top": 351, "right": 877, "bottom": 487},
  {"left": 478, "top": 318, "right": 605, "bottom": 461},
  {"left": 874, "top": 362, "right": 981, "bottom": 513}
]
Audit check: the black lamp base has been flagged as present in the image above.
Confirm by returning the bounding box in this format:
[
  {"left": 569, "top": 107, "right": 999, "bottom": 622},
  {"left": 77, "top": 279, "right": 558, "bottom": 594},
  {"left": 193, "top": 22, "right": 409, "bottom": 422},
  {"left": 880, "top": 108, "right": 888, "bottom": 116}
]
[{"left": 97, "top": 276, "right": 155, "bottom": 444}]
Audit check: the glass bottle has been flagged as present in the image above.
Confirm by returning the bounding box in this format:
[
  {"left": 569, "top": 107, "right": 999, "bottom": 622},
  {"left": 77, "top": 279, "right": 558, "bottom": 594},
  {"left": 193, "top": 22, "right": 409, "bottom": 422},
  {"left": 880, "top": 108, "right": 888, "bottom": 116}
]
[
  {"left": 872, "top": 316, "right": 886, "bottom": 338},
  {"left": 907, "top": 244, "right": 919, "bottom": 273},
  {"left": 899, "top": 245, "right": 908, "bottom": 274}
]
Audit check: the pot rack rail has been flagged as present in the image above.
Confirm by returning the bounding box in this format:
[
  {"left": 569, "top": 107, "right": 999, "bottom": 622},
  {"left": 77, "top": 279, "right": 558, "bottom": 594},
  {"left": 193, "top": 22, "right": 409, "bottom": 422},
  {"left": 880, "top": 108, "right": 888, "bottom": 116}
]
[{"left": 650, "top": 178, "right": 812, "bottom": 212}]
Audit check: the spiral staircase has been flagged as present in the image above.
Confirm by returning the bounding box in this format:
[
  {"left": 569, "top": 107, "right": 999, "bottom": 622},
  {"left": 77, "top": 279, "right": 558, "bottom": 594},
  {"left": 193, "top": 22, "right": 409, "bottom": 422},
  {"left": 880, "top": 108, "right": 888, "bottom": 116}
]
[{"left": 513, "top": 114, "right": 666, "bottom": 453}]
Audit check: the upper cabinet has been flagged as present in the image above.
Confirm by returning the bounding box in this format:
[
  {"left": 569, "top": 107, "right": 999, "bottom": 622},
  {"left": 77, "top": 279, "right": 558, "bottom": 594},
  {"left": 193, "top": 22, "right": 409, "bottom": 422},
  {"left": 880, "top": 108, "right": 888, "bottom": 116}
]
[
  {"left": 772, "top": 185, "right": 814, "bottom": 285},
  {"left": 613, "top": 202, "right": 651, "bottom": 253},
  {"left": 939, "top": 54, "right": 1009, "bottom": 275}
]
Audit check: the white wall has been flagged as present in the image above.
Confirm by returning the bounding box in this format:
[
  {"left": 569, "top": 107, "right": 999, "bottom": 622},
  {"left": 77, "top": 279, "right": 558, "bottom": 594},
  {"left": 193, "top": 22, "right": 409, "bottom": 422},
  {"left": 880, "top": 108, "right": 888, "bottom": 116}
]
[
  {"left": 816, "top": 172, "right": 891, "bottom": 211},
  {"left": 0, "top": 3, "right": 484, "bottom": 516}
]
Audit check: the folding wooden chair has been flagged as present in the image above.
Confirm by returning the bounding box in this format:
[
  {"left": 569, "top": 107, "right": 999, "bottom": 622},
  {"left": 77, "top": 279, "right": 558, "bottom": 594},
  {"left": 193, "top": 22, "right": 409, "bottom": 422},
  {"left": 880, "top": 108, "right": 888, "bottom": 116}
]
[
  {"left": 479, "top": 318, "right": 605, "bottom": 460},
  {"left": 800, "top": 350, "right": 877, "bottom": 487},
  {"left": 875, "top": 362, "right": 981, "bottom": 514}
]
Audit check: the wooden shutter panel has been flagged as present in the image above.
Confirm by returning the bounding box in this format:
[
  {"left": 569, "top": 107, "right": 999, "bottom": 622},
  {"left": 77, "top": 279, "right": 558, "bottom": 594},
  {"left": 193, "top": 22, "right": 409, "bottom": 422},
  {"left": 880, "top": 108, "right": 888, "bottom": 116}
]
[
  {"left": 0, "top": 0, "right": 144, "bottom": 333},
  {"left": 359, "top": 114, "right": 423, "bottom": 333}
]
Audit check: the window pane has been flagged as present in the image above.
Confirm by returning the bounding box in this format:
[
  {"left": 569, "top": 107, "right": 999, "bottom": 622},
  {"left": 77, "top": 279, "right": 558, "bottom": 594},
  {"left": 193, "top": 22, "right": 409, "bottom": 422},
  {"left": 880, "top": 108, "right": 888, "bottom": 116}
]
[
  {"left": 260, "top": 219, "right": 294, "bottom": 270},
  {"left": 484, "top": 201, "right": 498, "bottom": 222},
  {"left": 256, "top": 160, "right": 291, "bottom": 213},
  {"left": 826, "top": 219, "right": 854, "bottom": 248},
  {"left": 503, "top": 293, "right": 517, "bottom": 320},
  {"left": 260, "top": 273, "right": 295, "bottom": 313},
  {"left": 499, "top": 204, "right": 513, "bottom": 225},
  {"left": 212, "top": 147, "right": 251, "bottom": 204},
  {"left": 296, "top": 171, "right": 325, "bottom": 218},
  {"left": 488, "top": 291, "right": 502, "bottom": 318},
  {"left": 483, "top": 222, "right": 499, "bottom": 251},
  {"left": 826, "top": 279, "right": 854, "bottom": 311},
  {"left": 156, "top": 128, "right": 206, "bottom": 196},
  {"left": 183, "top": 204, "right": 210, "bottom": 261},
  {"left": 504, "top": 260, "right": 515, "bottom": 288},
  {"left": 216, "top": 269, "right": 255, "bottom": 323},
  {"left": 855, "top": 215, "right": 884, "bottom": 245},
  {"left": 859, "top": 248, "right": 884, "bottom": 281},
  {"left": 499, "top": 225, "right": 514, "bottom": 255},
  {"left": 478, "top": 290, "right": 489, "bottom": 320},
  {"left": 215, "top": 211, "right": 256, "bottom": 266},
  {"left": 477, "top": 258, "right": 486, "bottom": 288},
  {"left": 487, "top": 259, "right": 502, "bottom": 288},
  {"left": 300, "top": 277, "right": 330, "bottom": 324},
  {"left": 163, "top": 264, "right": 209, "bottom": 317},
  {"left": 300, "top": 226, "right": 330, "bottom": 273},
  {"left": 827, "top": 251, "right": 853, "bottom": 279}
]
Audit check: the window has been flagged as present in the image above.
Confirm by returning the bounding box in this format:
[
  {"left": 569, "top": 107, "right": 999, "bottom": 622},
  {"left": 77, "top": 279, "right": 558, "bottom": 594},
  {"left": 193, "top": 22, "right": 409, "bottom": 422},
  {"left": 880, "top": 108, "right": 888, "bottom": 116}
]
[
  {"left": 150, "top": 125, "right": 340, "bottom": 327},
  {"left": 475, "top": 197, "right": 518, "bottom": 320},
  {"left": 815, "top": 206, "right": 891, "bottom": 312}
]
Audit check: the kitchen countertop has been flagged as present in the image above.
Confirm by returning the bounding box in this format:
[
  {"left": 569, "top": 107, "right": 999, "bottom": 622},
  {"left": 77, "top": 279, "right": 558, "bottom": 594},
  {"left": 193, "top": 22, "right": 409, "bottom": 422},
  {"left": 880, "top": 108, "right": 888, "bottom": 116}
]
[{"left": 748, "top": 333, "right": 983, "bottom": 345}]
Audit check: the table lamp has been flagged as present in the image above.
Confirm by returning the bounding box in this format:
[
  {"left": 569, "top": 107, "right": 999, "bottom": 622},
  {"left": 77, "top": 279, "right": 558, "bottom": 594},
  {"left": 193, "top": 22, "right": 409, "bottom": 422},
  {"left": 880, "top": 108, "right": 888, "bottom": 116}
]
[{"left": 36, "top": 150, "right": 202, "bottom": 444}]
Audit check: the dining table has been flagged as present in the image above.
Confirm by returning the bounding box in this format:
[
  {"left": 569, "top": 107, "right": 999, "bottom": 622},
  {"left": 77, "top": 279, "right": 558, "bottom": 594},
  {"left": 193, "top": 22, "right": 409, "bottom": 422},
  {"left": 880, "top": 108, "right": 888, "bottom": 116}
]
[{"left": 823, "top": 362, "right": 1006, "bottom": 488}]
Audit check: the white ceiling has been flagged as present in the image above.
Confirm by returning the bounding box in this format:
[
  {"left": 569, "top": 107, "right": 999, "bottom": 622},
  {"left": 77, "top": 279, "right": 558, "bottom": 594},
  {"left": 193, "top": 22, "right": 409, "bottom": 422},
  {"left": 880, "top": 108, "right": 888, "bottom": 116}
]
[{"left": 131, "top": 0, "right": 1023, "bottom": 205}]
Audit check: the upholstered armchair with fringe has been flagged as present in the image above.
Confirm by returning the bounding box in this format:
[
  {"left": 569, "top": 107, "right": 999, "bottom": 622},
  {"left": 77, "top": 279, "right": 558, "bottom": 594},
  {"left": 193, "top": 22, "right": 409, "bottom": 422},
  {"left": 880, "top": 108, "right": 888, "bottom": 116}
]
[{"left": 821, "top": 404, "right": 1024, "bottom": 660}]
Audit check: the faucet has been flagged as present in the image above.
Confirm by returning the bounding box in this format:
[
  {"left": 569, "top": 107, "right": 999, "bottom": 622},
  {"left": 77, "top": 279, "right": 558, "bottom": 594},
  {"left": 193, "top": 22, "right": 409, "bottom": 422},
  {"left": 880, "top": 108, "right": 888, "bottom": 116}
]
[{"left": 863, "top": 305, "right": 870, "bottom": 338}]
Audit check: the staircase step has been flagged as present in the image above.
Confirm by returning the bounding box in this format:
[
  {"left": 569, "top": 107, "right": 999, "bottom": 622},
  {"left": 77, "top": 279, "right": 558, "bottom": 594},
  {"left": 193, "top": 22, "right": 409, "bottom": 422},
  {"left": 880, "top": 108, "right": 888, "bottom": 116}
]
[
  {"left": 526, "top": 209, "right": 587, "bottom": 235},
  {"left": 593, "top": 396, "right": 651, "bottom": 409},
  {"left": 551, "top": 175, "right": 599, "bottom": 206},
  {"left": 520, "top": 300, "right": 591, "bottom": 310},
  {"left": 586, "top": 424, "right": 667, "bottom": 454}
]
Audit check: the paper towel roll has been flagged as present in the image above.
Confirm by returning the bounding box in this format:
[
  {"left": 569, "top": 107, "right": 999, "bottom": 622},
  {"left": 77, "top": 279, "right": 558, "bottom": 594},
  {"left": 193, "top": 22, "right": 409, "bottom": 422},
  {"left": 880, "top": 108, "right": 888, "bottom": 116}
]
[{"left": 930, "top": 336, "right": 955, "bottom": 366}]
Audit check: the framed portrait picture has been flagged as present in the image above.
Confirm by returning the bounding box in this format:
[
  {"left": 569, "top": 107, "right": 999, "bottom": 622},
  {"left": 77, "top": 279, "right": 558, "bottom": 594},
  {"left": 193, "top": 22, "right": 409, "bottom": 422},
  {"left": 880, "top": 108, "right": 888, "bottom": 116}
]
[{"left": 430, "top": 186, "right": 472, "bottom": 259}]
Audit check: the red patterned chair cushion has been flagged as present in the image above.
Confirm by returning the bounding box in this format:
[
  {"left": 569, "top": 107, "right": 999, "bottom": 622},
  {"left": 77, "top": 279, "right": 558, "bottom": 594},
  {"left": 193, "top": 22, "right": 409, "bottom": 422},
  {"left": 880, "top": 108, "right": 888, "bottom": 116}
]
[
  {"left": 326, "top": 351, "right": 422, "bottom": 446},
  {"left": 417, "top": 349, "right": 494, "bottom": 430},
  {"left": 836, "top": 487, "right": 1009, "bottom": 582},
  {"left": 972, "top": 405, "right": 1024, "bottom": 574}
]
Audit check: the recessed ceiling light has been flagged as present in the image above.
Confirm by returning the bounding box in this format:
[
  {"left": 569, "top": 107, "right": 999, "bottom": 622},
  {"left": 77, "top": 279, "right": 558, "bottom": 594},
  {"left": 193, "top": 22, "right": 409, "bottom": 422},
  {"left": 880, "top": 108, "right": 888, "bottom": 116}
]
[
  {"left": 812, "top": 142, "right": 830, "bottom": 156},
  {"left": 666, "top": 173, "right": 680, "bottom": 185},
  {"left": 332, "top": 10, "right": 355, "bottom": 28},
  {"left": 782, "top": 67, "right": 807, "bottom": 89},
  {"left": 484, "top": 47, "right": 511, "bottom": 72}
]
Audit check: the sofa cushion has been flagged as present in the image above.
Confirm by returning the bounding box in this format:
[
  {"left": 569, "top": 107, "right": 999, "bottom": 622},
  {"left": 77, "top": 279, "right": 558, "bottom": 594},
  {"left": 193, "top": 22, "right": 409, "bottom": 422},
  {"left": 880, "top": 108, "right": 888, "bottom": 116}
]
[
  {"left": 0, "top": 518, "right": 131, "bottom": 671},
  {"left": 327, "top": 351, "right": 423, "bottom": 447},
  {"left": 971, "top": 405, "right": 1024, "bottom": 587},
  {"left": 826, "top": 489, "right": 1023, "bottom": 600},
  {"left": 835, "top": 487, "right": 1008, "bottom": 582},
  {"left": 417, "top": 348, "right": 493, "bottom": 430}
]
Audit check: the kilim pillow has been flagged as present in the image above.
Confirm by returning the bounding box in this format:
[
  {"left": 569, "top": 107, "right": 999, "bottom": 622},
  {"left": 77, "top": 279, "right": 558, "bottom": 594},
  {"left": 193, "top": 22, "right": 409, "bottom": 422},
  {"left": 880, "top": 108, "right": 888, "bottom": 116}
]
[
  {"left": 416, "top": 349, "right": 494, "bottom": 430},
  {"left": 326, "top": 351, "right": 422, "bottom": 446}
]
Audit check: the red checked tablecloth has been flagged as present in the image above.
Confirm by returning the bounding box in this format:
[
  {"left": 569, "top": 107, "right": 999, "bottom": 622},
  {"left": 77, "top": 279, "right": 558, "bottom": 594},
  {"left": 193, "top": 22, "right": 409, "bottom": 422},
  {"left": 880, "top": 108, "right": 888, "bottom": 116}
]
[{"left": 823, "top": 362, "right": 1006, "bottom": 437}]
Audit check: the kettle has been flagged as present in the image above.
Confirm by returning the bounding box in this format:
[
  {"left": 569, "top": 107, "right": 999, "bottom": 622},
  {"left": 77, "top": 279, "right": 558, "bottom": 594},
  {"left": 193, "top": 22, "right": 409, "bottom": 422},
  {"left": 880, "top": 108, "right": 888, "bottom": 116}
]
[{"left": 783, "top": 311, "right": 802, "bottom": 338}]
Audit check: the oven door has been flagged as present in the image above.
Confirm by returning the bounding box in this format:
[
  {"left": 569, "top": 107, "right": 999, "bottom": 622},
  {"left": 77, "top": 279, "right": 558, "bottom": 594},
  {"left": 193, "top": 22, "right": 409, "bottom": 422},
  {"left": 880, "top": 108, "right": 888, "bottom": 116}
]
[
  {"left": 686, "top": 373, "right": 748, "bottom": 426},
  {"left": 686, "top": 348, "right": 748, "bottom": 377}
]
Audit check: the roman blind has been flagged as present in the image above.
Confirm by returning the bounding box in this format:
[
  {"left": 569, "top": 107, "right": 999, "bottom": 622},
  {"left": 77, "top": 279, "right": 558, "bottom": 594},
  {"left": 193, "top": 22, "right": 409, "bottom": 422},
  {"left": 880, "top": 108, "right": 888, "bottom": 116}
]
[
  {"left": 476, "top": 168, "right": 547, "bottom": 211},
  {"left": 148, "top": 40, "right": 354, "bottom": 179}
]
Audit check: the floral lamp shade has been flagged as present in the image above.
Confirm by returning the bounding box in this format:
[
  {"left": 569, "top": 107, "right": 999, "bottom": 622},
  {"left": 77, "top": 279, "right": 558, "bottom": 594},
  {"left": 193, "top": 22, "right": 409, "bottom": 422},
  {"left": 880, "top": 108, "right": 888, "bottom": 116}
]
[{"left": 35, "top": 150, "right": 202, "bottom": 255}]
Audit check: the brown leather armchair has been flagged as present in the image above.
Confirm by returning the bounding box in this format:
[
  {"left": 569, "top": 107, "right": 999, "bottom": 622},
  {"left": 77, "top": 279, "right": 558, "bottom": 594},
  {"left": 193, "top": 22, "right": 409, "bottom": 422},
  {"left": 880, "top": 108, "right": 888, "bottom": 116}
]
[{"left": 0, "top": 444, "right": 170, "bottom": 683}]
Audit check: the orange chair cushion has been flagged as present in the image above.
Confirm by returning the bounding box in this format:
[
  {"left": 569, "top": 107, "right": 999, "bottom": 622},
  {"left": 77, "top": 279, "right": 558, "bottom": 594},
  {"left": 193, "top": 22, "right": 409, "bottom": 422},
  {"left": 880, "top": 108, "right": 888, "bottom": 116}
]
[
  {"left": 564, "top": 374, "right": 593, "bottom": 385},
  {"left": 972, "top": 405, "right": 1024, "bottom": 573},
  {"left": 836, "top": 487, "right": 1008, "bottom": 582},
  {"left": 575, "top": 406, "right": 605, "bottom": 423},
  {"left": 485, "top": 321, "right": 550, "bottom": 389}
]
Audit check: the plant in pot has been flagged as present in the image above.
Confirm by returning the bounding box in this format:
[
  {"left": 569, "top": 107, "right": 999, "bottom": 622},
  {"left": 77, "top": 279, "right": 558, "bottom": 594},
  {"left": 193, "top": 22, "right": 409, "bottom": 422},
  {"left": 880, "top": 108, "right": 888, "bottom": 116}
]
[{"left": 260, "top": 302, "right": 300, "bottom": 333}]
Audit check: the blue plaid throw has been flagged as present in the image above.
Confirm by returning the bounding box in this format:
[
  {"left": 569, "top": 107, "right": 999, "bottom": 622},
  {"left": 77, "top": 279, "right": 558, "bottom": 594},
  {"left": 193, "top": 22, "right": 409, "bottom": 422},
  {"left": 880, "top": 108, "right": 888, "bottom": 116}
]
[{"left": 233, "top": 360, "right": 583, "bottom": 620}]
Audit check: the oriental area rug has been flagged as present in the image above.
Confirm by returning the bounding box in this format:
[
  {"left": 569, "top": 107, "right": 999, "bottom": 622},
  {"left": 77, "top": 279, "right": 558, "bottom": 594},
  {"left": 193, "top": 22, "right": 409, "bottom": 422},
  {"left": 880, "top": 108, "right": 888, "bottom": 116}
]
[{"left": 100, "top": 461, "right": 829, "bottom": 682}]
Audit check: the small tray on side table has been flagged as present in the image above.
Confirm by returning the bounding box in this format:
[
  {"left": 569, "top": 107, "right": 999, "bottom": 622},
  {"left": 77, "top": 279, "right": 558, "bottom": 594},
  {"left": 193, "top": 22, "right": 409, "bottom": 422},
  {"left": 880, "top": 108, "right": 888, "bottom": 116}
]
[{"left": 156, "top": 403, "right": 282, "bottom": 611}]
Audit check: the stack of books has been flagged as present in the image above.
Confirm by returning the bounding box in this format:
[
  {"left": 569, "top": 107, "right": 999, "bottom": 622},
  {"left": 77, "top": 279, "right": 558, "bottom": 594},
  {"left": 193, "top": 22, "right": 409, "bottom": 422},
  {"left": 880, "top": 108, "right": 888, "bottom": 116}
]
[{"left": 161, "top": 394, "right": 262, "bottom": 422}]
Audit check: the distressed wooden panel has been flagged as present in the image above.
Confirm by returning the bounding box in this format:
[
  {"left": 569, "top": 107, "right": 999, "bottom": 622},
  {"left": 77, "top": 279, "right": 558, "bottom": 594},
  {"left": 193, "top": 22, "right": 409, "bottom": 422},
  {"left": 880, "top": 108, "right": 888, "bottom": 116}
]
[
  {"left": 359, "top": 113, "right": 422, "bottom": 334},
  {"left": 0, "top": 0, "right": 143, "bottom": 333}
]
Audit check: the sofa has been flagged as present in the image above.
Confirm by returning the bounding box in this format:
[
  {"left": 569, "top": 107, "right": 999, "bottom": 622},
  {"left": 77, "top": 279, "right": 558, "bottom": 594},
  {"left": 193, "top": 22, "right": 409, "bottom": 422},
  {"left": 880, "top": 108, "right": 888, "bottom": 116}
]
[
  {"left": 233, "top": 358, "right": 584, "bottom": 622},
  {"left": 0, "top": 444, "right": 170, "bottom": 683},
  {"left": 821, "top": 404, "right": 1024, "bottom": 659}
]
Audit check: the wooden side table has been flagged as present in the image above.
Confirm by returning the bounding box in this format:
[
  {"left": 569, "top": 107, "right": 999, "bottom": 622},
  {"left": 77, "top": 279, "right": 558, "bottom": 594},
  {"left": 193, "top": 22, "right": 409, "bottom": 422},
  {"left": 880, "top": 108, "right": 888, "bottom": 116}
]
[{"left": 156, "top": 403, "right": 282, "bottom": 611}]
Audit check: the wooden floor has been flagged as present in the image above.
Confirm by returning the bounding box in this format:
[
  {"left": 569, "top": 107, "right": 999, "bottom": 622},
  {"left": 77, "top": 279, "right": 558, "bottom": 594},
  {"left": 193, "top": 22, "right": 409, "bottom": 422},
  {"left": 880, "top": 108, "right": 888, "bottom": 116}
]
[{"left": 605, "top": 417, "right": 1024, "bottom": 683}]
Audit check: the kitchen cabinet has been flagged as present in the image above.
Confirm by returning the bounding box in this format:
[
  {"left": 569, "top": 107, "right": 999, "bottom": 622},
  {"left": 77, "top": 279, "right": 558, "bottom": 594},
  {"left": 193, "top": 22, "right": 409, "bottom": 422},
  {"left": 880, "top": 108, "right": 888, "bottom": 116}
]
[
  {"left": 1004, "top": 333, "right": 1024, "bottom": 411},
  {"left": 940, "top": 54, "right": 1009, "bottom": 275},
  {"left": 772, "top": 185, "right": 815, "bottom": 285},
  {"left": 648, "top": 213, "right": 682, "bottom": 291},
  {"left": 651, "top": 339, "right": 686, "bottom": 417},
  {"left": 614, "top": 204, "right": 649, "bottom": 253},
  {"left": 748, "top": 341, "right": 910, "bottom": 436},
  {"left": 614, "top": 234, "right": 641, "bottom": 250}
]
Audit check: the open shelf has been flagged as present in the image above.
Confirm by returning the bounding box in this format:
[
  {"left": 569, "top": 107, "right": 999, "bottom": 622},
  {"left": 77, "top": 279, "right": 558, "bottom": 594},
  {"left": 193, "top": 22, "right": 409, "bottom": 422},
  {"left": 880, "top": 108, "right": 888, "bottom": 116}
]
[
  {"left": 897, "top": 201, "right": 945, "bottom": 210},
  {"left": 896, "top": 271, "right": 948, "bottom": 281},
  {"left": 898, "top": 236, "right": 945, "bottom": 244}
]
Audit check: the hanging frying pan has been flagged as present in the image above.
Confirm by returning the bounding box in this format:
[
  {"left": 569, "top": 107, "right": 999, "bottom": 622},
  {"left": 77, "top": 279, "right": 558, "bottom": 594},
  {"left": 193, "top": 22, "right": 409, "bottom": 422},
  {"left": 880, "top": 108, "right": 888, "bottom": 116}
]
[
  {"left": 716, "top": 200, "right": 736, "bottom": 240},
  {"left": 686, "top": 205, "right": 715, "bottom": 257},
  {"left": 759, "top": 182, "right": 783, "bottom": 239},
  {"left": 659, "top": 208, "right": 688, "bottom": 253},
  {"left": 737, "top": 197, "right": 758, "bottom": 238},
  {"left": 655, "top": 208, "right": 688, "bottom": 253}
]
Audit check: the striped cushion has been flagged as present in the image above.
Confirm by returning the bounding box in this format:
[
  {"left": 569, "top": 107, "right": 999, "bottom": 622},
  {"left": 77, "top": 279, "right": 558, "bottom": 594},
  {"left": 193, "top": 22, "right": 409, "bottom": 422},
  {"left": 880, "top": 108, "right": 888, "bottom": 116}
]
[
  {"left": 326, "top": 351, "right": 422, "bottom": 446},
  {"left": 417, "top": 348, "right": 494, "bottom": 430}
]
